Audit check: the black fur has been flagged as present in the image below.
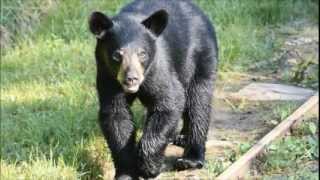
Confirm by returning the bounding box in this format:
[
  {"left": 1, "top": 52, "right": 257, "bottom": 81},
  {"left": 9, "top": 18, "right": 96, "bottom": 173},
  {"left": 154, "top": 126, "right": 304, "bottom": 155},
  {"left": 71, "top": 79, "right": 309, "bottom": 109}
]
[{"left": 89, "top": 0, "right": 218, "bottom": 179}]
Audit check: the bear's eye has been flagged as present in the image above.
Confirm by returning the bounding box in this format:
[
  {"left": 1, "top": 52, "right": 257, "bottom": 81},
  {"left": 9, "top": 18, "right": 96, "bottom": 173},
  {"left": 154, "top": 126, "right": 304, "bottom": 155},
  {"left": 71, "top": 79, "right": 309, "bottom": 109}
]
[
  {"left": 112, "top": 50, "right": 123, "bottom": 62},
  {"left": 137, "top": 49, "right": 147, "bottom": 61}
]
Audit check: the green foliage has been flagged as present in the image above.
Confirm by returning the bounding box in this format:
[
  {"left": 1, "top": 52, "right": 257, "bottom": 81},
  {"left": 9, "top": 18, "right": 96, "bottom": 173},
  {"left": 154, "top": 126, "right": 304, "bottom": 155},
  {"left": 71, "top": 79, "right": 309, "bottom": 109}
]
[
  {"left": 35, "top": 0, "right": 129, "bottom": 41},
  {"left": 272, "top": 102, "right": 299, "bottom": 121},
  {"left": 1, "top": 158, "right": 79, "bottom": 180},
  {"left": 197, "top": 0, "right": 318, "bottom": 26},
  {"left": 131, "top": 100, "right": 145, "bottom": 130},
  {"left": 291, "top": 120, "right": 318, "bottom": 136},
  {"left": 205, "top": 158, "right": 226, "bottom": 177},
  {"left": 262, "top": 135, "right": 319, "bottom": 173},
  {"left": 223, "top": 142, "right": 252, "bottom": 163},
  {"left": 282, "top": 58, "right": 319, "bottom": 89},
  {"left": 1, "top": 0, "right": 56, "bottom": 43},
  {"left": 195, "top": 0, "right": 319, "bottom": 71},
  {"left": 259, "top": 120, "right": 319, "bottom": 178},
  {"left": 239, "top": 142, "right": 252, "bottom": 154}
]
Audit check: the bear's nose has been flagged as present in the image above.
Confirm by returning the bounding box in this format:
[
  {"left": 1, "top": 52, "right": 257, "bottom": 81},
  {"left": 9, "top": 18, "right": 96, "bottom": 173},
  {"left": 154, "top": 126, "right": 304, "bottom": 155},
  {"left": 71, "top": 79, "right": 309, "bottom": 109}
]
[{"left": 125, "top": 76, "right": 138, "bottom": 86}]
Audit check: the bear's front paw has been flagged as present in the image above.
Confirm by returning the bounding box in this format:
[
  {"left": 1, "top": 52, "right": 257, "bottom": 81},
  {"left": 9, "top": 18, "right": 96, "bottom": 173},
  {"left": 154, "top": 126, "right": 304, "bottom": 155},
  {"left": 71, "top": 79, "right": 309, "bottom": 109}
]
[
  {"left": 115, "top": 172, "right": 139, "bottom": 180},
  {"left": 174, "top": 158, "right": 204, "bottom": 171},
  {"left": 139, "top": 168, "right": 160, "bottom": 179},
  {"left": 138, "top": 161, "right": 161, "bottom": 179}
]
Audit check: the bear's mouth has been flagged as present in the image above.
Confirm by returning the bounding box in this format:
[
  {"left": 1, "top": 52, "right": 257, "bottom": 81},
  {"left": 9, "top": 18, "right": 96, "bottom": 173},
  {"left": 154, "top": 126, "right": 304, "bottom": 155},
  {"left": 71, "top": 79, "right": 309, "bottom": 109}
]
[
  {"left": 122, "top": 83, "right": 140, "bottom": 93},
  {"left": 121, "top": 74, "right": 144, "bottom": 94}
]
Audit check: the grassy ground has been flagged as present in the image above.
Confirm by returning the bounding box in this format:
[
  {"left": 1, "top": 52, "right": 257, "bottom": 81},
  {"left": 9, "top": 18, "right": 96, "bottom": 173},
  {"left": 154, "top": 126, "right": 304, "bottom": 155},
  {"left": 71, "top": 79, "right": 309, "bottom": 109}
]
[
  {"left": 253, "top": 116, "right": 319, "bottom": 179},
  {"left": 1, "top": 0, "right": 319, "bottom": 179}
]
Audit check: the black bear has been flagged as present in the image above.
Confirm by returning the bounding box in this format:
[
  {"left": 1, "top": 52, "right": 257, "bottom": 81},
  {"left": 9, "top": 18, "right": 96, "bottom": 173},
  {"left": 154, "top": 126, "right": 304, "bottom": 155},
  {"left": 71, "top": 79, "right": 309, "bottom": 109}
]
[{"left": 89, "top": 0, "right": 218, "bottom": 179}]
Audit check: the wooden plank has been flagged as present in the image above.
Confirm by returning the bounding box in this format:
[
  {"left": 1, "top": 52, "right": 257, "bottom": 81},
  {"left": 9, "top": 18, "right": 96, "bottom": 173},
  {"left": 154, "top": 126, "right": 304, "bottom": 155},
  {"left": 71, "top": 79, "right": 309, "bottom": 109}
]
[
  {"left": 291, "top": 102, "right": 319, "bottom": 130},
  {"left": 216, "top": 92, "right": 319, "bottom": 180}
]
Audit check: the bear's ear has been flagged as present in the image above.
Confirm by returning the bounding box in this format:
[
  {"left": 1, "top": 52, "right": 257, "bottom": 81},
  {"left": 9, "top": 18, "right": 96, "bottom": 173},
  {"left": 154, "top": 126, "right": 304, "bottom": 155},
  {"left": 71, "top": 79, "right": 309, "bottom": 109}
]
[
  {"left": 89, "top": 11, "right": 113, "bottom": 39},
  {"left": 142, "top": 10, "right": 168, "bottom": 37}
]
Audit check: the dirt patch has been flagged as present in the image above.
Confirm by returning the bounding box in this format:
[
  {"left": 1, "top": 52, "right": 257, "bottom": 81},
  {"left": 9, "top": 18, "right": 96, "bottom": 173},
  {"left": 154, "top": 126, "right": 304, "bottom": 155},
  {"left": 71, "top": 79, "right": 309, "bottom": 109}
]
[{"left": 209, "top": 98, "right": 270, "bottom": 143}]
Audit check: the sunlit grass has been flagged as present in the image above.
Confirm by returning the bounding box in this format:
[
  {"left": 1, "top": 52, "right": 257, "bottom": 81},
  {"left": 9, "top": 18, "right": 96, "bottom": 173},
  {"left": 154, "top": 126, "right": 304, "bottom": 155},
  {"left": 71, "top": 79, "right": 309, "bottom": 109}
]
[
  {"left": 1, "top": 158, "right": 79, "bottom": 180},
  {"left": 257, "top": 118, "right": 319, "bottom": 179}
]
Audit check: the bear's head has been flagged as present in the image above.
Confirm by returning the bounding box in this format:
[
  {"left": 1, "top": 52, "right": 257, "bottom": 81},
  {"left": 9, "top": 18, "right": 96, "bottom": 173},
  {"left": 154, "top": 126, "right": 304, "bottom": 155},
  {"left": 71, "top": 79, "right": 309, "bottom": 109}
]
[{"left": 89, "top": 10, "right": 168, "bottom": 93}]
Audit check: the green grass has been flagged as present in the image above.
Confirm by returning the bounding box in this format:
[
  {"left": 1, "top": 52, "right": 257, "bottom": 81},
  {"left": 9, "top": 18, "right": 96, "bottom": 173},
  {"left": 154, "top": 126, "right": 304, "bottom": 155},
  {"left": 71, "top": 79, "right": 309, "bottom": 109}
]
[
  {"left": 196, "top": 0, "right": 319, "bottom": 71},
  {"left": 272, "top": 102, "right": 300, "bottom": 122},
  {"left": 1, "top": 0, "right": 319, "bottom": 179},
  {"left": 257, "top": 119, "right": 319, "bottom": 179}
]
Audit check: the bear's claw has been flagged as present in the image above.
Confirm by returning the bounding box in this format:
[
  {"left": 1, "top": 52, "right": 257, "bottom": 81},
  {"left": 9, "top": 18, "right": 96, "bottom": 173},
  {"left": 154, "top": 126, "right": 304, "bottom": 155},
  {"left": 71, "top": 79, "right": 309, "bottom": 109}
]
[{"left": 174, "top": 158, "right": 204, "bottom": 171}]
